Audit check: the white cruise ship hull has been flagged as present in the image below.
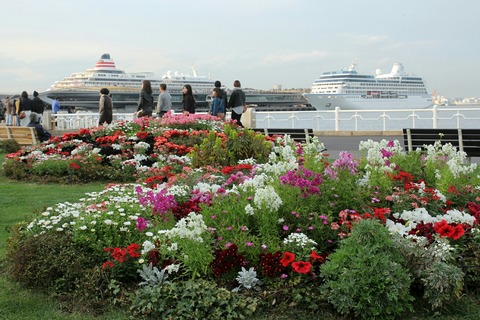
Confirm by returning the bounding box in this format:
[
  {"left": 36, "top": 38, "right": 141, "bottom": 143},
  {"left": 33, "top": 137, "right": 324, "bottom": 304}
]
[
  {"left": 303, "top": 93, "right": 432, "bottom": 110},
  {"left": 304, "top": 62, "right": 432, "bottom": 111}
]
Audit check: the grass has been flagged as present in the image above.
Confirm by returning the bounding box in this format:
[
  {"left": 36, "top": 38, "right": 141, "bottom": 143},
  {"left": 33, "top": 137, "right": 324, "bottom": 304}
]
[
  {"left": 0, "top": 152, "right": 479, "bottom": 319},
  {"left": 0, "top": 153, "right": 128, "bottom": 319}
]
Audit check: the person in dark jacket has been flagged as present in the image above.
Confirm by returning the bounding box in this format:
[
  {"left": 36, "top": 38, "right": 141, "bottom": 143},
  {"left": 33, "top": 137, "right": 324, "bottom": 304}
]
[
  {"left": 137, "top": 80, "right": 154, "bottom": 117},
  {"left": 31, "top": 91, "right": 45, "bottom": 123},
  {"left": 18, "top": 91, "right": 33, "bottom": 126},
  {"left": 27, "top": 112, "right": 51, "bottom": 142},
  {"left": 99, "top": 88, "right": 113, "bottom": 125},
  {"left": 227, "top": 80, "right": 246, "bottom": 127},
  {"left": 182, "top": 84, "right": 196, "bottom": 114}
]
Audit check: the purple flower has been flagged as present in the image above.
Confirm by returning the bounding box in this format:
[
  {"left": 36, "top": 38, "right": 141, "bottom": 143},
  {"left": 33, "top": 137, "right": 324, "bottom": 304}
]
[
  {"left": 332, "top": 151, "right": 359, "bottom": 174},
  {"left": 136, "top": 217, "right": 148, "bottom": 232},
  {"left": 380, "top": 148, "right": 394, "bottom": 158}
]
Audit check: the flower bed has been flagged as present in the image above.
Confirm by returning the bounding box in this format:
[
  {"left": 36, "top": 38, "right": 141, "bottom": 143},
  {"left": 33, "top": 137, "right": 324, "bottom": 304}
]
[{"left": 4, "top": 115, "right": 480, "bottom": 319}]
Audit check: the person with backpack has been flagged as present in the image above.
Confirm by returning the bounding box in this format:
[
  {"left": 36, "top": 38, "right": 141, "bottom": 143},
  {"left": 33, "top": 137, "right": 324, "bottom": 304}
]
[{"left": 214, "top": 80, "right": 228, "bottom": 111}]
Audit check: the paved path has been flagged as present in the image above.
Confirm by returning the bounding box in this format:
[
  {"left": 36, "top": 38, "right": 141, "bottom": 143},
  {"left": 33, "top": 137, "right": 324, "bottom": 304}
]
[
  {"left": 316, "top": 133, "right": 401, "bottom": 159},
  {"left": 317, "top": 133, "right": 479, "bottom": 164}
]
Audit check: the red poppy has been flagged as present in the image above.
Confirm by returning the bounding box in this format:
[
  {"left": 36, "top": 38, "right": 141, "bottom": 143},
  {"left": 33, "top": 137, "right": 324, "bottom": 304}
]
[
  {"left": 292, "top": 261, "right": 312, "bottom": 274},
  {"left": 280, "top": 251, "right": 295, "bottom": 267}
]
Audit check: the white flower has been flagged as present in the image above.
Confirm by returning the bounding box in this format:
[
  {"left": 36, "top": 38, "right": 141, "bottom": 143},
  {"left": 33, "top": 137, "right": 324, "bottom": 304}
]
[
  {"left": 167, "top": 243, "right": 178, "bottom": 251},
  {"left": 386, "top": 219, "right": 410, "bottom": 236},
  {"left": 141, "top": 240, "right": 156, "bottom": 254},
  {"left": 164, "top": 264, "right": 180, "bottom": 273},
  {"left": 283, "top": 232, "right": 317, "bottom": 249},
  {"left": 245, "top": 204, "right": 255, "bottom": 216},
  {"left": 165, "top": 212, "right": 207, "bottom": 242},
  {"left": 253, "top": 185, "right": 283, "bottom": 213}
]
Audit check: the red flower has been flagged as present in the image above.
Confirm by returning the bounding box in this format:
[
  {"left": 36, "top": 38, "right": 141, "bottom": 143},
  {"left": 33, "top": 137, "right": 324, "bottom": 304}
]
[
  {"left": 111, "top": 247, "right": 127, "bottom": 262},
  {"left": 434, "top": 220, "right": 453, "bottom": 238},
  {"left": 102, "top": 261, "right": 114, "bottom": 270},
  {"left": 136, "top": 131, "right": 149, "bottom": 140},
  {"left": 291, "top": 261, "right": 312, "bottom": 274},
  {"left": 451, "top": 224, "right": 465, "bottom": 240},
  {"left": 127, "top": 243, "right": 141, "bottom": 258},
  {"left": 280, "top": 251, "right": 295, "bottom": 267},
  {"left": 309, "top": 250, "right": 325, "bottom": 263},
  {"left": 69, "top": 162, "right": 80, "bottom": 170}
]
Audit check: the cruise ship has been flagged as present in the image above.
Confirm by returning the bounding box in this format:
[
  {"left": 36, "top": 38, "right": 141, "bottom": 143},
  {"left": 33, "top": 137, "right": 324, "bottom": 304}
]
[
  {"left": 39, "top": 53, "right": 308, "bottom": 112},
  {"left": 303, "top": 62, "right": 432, "bottom": 110}
]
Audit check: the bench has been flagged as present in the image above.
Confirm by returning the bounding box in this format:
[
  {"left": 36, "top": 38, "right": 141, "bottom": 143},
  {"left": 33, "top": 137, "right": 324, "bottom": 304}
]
[
  {"left": 403, "top": 128, "right": 480, "bottom": 161},
  {"left": 0, "top": 126, "right": 39, "bottom": 145},
  {"left": 253, "top": 128, "right": 315, "bottom": 142}
]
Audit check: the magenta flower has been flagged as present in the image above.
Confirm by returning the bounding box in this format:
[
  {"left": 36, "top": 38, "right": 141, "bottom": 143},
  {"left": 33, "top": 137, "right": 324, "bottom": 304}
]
[
  {"left": 380, "top": 148, "right": 394, "bottom": 158},
  {"left": 136, "top": 217, "right": 148, "bottom": 232}
]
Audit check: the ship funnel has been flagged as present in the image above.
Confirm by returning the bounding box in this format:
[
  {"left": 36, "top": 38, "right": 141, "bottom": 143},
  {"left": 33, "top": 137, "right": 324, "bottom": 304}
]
[
  {"left": 190, "top": 66, "right": 198, "bottom": 77},
  {"left": 390, "top": 62, "right": 405, "bottom": 75}
]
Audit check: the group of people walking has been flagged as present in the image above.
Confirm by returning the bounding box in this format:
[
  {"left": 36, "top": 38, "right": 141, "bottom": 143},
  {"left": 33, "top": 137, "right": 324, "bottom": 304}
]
[{"left": 103, "top": 78, "right": 247, "bottom": 127}]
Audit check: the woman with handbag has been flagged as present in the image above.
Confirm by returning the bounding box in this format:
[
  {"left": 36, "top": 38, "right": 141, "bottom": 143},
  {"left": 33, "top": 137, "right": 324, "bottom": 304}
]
[{"left": 136, "top": 80, "right": 154, "bottom": 118}]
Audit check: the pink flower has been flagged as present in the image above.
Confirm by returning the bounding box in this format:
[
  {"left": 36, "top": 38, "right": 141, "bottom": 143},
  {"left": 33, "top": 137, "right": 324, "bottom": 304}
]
[{"left": 331, "top": 222, "right": 340, "bottom": 230}]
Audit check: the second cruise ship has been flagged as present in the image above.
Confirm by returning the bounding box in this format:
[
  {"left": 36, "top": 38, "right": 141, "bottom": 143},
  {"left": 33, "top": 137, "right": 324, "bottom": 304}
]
[{"left": 303, "top": 62, "right": 432, "bottom": 110}]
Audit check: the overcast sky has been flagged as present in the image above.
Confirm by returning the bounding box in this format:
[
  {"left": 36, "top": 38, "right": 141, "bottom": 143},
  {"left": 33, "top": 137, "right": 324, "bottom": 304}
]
[{"left": 0, "top": 0, "right": 478, "bottom": 98}]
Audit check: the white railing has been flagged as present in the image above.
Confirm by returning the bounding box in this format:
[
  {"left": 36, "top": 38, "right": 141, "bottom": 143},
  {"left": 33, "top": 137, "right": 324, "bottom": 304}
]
[
  {"left": 44, "top": 106, "right": 480, "bottom": 132},
  {"left": 252, "top": 106, "right": 480, "bottom": 131},
  {"left": 48, "top": 112, "right": 135, "bottom": 130}
]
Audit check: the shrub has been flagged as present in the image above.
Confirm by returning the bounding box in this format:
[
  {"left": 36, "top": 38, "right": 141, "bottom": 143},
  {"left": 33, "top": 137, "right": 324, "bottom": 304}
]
[
  {"left": 320, "top": 219, "right": 413, "bottom": 319},
  {"left": 0, "top": 139, "right": 21, "bottom": 153},
  {"left": 6, "top": 225, "right": 99, "bottom": 294},
  {"left": 130, "top": 278, "right": 257, "bottom": 319},
  {"left": 190, "top": 125, "right": 272, "bottom": 167},
  {"left": 394, "top": 234, "right": 466, "bottom": 308},
  {"left": 460, "top": 235, "right": 480, "bottom": 293}
]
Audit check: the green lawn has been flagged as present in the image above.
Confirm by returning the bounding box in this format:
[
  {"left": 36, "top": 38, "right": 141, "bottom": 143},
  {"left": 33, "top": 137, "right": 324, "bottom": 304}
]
[
  {"left": 1, "top": 153, "right": 479, "bottom": 320},
  {"left": 0, "top": 153, "right": 128, "bottom": 319}
]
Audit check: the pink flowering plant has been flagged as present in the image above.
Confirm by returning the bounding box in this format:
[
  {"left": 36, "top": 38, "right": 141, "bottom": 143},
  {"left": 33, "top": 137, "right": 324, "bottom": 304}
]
[{"left": 5, "top": 116, "right": 480, "bottom": 318}]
